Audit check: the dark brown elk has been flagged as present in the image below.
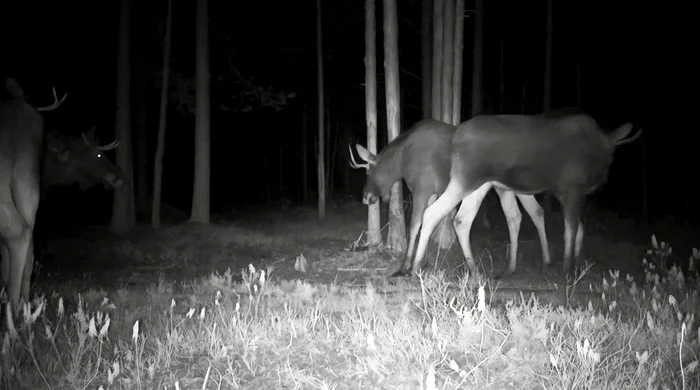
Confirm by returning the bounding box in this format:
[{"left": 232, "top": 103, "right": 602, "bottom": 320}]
[
  {"left": 349, "top": 118, "right": 552, "bottom": 276},
  {"left": 0, "top": 78, "right": 67, "bottom": 309},
  {"left": 0, "top": 78, "right": 124, "bottom": 310},
  {"left": 409, "top": 110, "right": 642, "bottom": 277}
]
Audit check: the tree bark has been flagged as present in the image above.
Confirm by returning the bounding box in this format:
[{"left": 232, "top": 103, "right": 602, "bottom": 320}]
[
  {"left": 383, "top": 0, "right": 406, "bottom": 254},
  {"left": 111, "top": 0, "right": 136, "bottom": 233},
  {"left": 451, "top": 0, "right": 464, "bottom": 124},
  {"left": 472, "top": 0, "right": 489, "bottom": 230},
  {"left": 440, "top": 0, "right": 454, "bottom": 125},
  {"left": 365, "top": 0, "right": 382, "bottom": 246},
  {"left": 316, "top": 0, "right": 326, "bottom": 219},
  {"left": 190, "top": 0, "right": 211, "bottom": 223},
  {"left": 152, "top": 0, "right": 172, "bottom": 229},
  {"left": 421, "top": 0, "right": 433, "bottom": 119},
  {"left": 430, "top": 0, "right": 443, "bottom": 120},
  {"left": 542, "top": 0, "right": 554, "bottom": 215}
]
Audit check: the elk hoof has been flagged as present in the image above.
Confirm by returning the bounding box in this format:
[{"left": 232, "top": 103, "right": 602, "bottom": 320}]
[{"left": 390, "top": 269, "right": 410, "bottom": 277}]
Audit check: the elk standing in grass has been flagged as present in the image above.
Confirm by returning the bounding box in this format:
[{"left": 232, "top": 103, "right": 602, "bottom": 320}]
[
  {"left": 350, "top": 118, "right": 551, "bottom": 276},
  {"left": 409, "top": 110, "right": 641, "bottom": 276},
  {"left": 0, "top": 78, "right": 124, "bottom": 310}
]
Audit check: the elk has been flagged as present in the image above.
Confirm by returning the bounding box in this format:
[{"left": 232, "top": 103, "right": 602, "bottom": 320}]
[
  {"left": 349, "top": 118, "right": 552, "bottom": 276},
  {"left": 0, "top": 78, "right": 67, "bottom": 310},
  {"left": 409, "top": 110, "right": 642, "bottom": 276}
]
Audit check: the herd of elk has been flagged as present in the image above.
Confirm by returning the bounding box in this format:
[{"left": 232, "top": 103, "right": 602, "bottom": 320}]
[
  {"left": 0, "top": 78, "right": 124, "bottom": 310},
  {"left": 351, "top": 110, "right": 641, "bottom": 277}
]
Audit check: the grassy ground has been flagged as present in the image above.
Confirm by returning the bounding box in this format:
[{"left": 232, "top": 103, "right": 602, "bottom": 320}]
[{"left": 1, "top": 202, "right": 699, "bottom": 389}]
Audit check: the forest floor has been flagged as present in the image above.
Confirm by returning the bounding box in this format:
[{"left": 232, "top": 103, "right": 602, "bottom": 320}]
[{"left": 2, "top": 201, "right": 700, "bottom": 389}]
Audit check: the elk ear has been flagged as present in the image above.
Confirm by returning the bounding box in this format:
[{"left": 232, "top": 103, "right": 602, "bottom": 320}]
[
  {"left": 355, "top": 145, "right": 377, "bottom": 165},
  {"left": 5, "top": 78, "right": 24, "bottom": 99},
  {"left": 84, "top": 126, "right": 97, "bottom": 142},
  {"left": 609, "top": 122, "right": 633, "bottom": 143}
]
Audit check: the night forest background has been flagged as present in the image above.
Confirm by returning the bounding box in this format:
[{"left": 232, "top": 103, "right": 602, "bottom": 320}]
[{"left": 0, "top": 0, "right": 694, "bottom": 229}]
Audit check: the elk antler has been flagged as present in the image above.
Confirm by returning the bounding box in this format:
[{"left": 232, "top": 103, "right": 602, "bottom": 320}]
[
  {"left": 35, "top": 87, "right": 68, "bottom": 112},
  {"left": 82, "top": 133, "right": 121, "bottom": 151},
  {"left": 615, "top": 128, "right": 643, "bottom": 147},
  {"left": 348, "top": 145, "right": 371, "bottom": 170}
]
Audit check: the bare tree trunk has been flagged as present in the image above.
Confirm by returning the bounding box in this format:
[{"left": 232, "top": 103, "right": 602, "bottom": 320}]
[
  {"left": 542, "top": 0, "right": 554, "bottom": 216},
  {"left": 421, "top": 0, "right": 433, "bottom": 118},
  {"left": 499, "top": 39, "right": 505, "bottom": 112},
  {"left": 152, "top": 0, "right": 172, "bottom": 229},
  {"left": 134, "top": 77, "right": 149, "bottom": 221},
  {"left": 576, "top": 62, "right": 581, "bottom": 106},
  {"left": 365, "top": 0, "right": 381, "bottom": 246},
  {"left": 543, "top": 0, "right": 553, "bottom": 113},
  {"left": 430, "top": 0, "right": 443, "bottom": 120},
  {"left": 433, "top": 0, "right": 456, "bottom": 250},
  {"left": 440, "top": 0, "right": 454, "bottom": 125},
  {"left": 279, "top": 144, "right": 284, "bottom": 199},
  {"left": 190, "top": 0, "right": 210, "bottom": 223},
  {"left": 301, "top": 96, "right": 308, "bottom": 203},
  {"left": 472, "top": 0, "right": 489, "bottom": 230},
  {"left": 451, "top": 0, "right": 464, "bottom": 125},
  {"left": 111, "top": 0, "right": 136, "bottom": 233},
  {"left": 316, "top": 0, "right": 326, "bottom": 220},
  {"left": 383, "top": 0, "right": 406, "bottom": 254}
]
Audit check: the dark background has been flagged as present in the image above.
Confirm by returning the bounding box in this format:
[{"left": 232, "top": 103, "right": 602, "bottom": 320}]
[{"left": 0, "top": 0, "right": 694, "bottom": 226}]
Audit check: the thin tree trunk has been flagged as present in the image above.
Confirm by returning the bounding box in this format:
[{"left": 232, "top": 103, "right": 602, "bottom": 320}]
[
  {"left": 365, "top": 0, "right": 381, "bottom": 246},
  {"left": 576, "top": 62, "right": 581, "bottom": 106},
  {"left": 111, "top": 0, "right": 136, "bottom": 233},
  {"left": 440, "top": 0, "right": 454, "bottom": 125},
  {"left": 152, "top": 0, "right": 172, "bottom": 229},
  {"left": 190, "top": 0, "right": 210, "bottom": 223},
  {"left": 316, "top": 0, "right": 326, "bottom": 219},
  {"left": 383, "top": 0, "right": 406, "bottom": 254},
  {"left": 301, "top": 96, "right": 308, "bottom": 203},
  {"left": 430, "top": 0, "right": 444, "bottom": 120},
  {"left": 542, "top": 0, "right": 554, "bottom": 216},
  {"left": 499, "top": 39, "right": 505, "bottom": 112},
  {"left": 471, "top": 0, "right": 484, "bottom": 117},
  {"left": 134, "top": 77, "right": 148, "bottom": 221},
  {"left": 472, "top": 0, "right": 488, "bottom": 229},
  {"left": 421, "top": 0, "right": 433, "bottom": 119},
  {"left": 451, "top": 0, "right": 464, "bottom": 125},
  {"left": 279, "top": 144, "right": 284, "bottom": 200}
]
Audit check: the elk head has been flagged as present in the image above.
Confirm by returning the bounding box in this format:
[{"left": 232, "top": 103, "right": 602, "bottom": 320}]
[
  {"left": 45, "top": 127, "right": 125, "bottom": 190},
  {"left": 348, "top": 144, "right": 390, "bottom": 205}
]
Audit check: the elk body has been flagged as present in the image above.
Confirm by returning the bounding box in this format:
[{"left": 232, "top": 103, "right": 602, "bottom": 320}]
[
  {"left": 0, "top": 78, "right": 124, "bottom": 310},
  {"left": 350, "top": 118, "right": 552, "bottom": 276},
  {"left": 409, "top": 110, "right": 641, "bottom": 276}
]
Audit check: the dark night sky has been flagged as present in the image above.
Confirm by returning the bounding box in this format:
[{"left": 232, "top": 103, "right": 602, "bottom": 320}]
[{"left": 0, "top": 0, "right": 694, "bottom": 221}]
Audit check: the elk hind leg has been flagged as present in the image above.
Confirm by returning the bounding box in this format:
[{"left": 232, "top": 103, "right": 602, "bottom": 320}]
[
  {"left": 1, "top": 243, "right": 9, "bottom": 287},
  {"left": 452, "top": 183, "right": 493, "bottom": 275},
  {"left": 560, "top": 193, "right": 585, "bottom": 275},
  {"left": 495, "top": 189, "right": 522, "bottom": 275},
  {"left": 516, "top": 194, "right": 551, "bottom": 272},
  {"left": 412, "top": 181, "right": 466, "bottom": 273}
]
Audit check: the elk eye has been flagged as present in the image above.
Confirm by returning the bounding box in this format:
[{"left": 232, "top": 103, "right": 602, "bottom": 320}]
[{"left": 97, "top": 153, "right": 103, "bottom": 158}]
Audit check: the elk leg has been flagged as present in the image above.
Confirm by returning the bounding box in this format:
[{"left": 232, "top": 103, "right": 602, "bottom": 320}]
[
  {"left": 412, "top": 181, "right": 467, "bottom": 273},
  {"left": 561, "top": 193, "right": 584, "bottom": 275},
  {"left": 394, "top": 192, "right": 432, "bottom": 276},
  {"left": 452, "top": 183, "right": 493, "bottom": 275},
  {"left": 22, "top": 240, "right": 34, "bottom": 302},
  {"left": 494, "top": 189, "right": 522, "bottom": 275},
  {"left": 6, "top": 229, "right": 31, "bottom": 310},
  {"left": 516, "top": 194, "right": 551, "bottom": 271},
  {"left": 1, "top": 243, "right": 9, "bottom": 287},
  {"left": 574, "top": 219, "right": 584, "bottom": 260}
]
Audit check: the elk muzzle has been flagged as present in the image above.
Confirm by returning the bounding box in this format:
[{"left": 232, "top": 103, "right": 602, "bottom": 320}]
[{"left": 362, "top": 191, "right": 378, "bottom": 205}]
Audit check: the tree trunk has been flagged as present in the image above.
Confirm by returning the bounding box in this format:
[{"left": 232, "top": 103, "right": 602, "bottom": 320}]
[
  {"left": 499, "top": 39, "right": 505, "bottom": 112},
  {"left": 440, "top": 0, "right": 454, "bottom": 125},
  {"left": 430, "top": 0, "right": 443, "bottom": 120},
  {"left": 134, "top": 75, "right": 149, "bottom": 221},
  {"left": 451, "top": 0, "right": 464, "bottom": 125},
  {"left": 316, "top": 0, "right": 326, "bottom": 220},
  {"left": 152, "top": 0, "right": 172, "bottom": 229},
  {"left": 301, "top": 95, "right": 308, "bottom": 203},
  {"left": 365, "top": 0, "right": 382, "bottom": 246},
  {"left": 190, "top": 0, "right": 211, "bottom": 223},
  {"left": 472, "top": 0, "right": 489, "bottom": 230},
  {"left": 383, "top": 0, "right": 406, "bottom": 254},
  {"left": 111, "top": 0, "right": 136, "bottom": 234},
  {"left": 542, "top": 0, "right": 554, "bottom": 216},
  {"left": 279, "top": 144, "right": 284, "bottom": 200},
  {"left": 421, "top": 0, "right": 433, "bottom": 119}
]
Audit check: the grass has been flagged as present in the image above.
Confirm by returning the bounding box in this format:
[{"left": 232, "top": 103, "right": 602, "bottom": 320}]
[{"left": 1, "top": 203, "right": 700, "bottom": 389}]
